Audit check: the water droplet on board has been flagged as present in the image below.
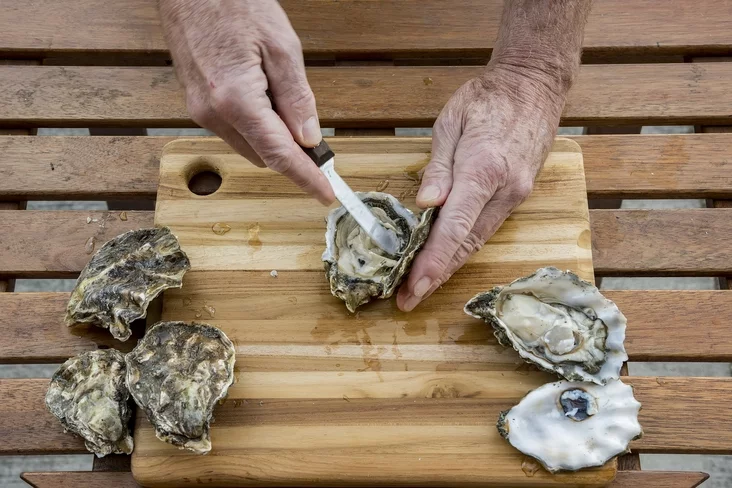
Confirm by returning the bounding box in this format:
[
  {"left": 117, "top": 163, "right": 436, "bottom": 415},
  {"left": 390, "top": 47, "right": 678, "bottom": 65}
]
[
  {"left": 195, "top": 312, "right": 202, "bottom": 319},
  {"left": 84, "top": 236, "right": 96, "bottom": 254},
  {"left": 521, "top": 457, "right": 541, "bottom": 477},
  {"left": 183, "top": 297, "right": 192, "bottom": 306},
  {"left": 376, "top": 180, "right": 389, "bottom": 192},
  {"left": 86, "top": 216, "right": 92, "bottom": 224},
  {"left": 212, "top": 222, "right": 231, "bottom": 235},
  {"left": 204, "top": 305, "right": 216, "bottom": 318},
  {"left": 248, "top": 223, "right": 262, "bottom": 249},
  {"left": 119, "top": 211, "right": 128, "bottom": 221},
  {"left": 288, "top": 296, "right": 298, "bottom": 305},
  {"left": 423, "top": 77, "right": 433, "bottom": 86},
  {"left": 270, "top": 270, "right": 278, "bottom": 278}
]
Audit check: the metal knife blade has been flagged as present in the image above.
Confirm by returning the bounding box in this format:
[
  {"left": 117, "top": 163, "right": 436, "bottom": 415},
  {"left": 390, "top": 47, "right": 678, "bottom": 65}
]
[
  {"left": 264, "top": 89, "right": 399, "bottom": 254},
  {"left": 319, "top": 157, "right": 400, "bottom": 255}
]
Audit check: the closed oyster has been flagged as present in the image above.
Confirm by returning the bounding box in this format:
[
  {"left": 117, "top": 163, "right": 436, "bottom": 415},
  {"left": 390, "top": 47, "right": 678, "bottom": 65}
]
[
  {"left": 45, "top": 349, "right": 134, "bottom": 457},
  {"left": 464, "top": 267, "right": 627, "bottom": 384},
  {"left": 322, "top": 192, "right": 437, "bottom": 312},
  {"left": 126, "top": 321, "right": 236, "bottom": 454},
  {"left": 497, "top": 379, "right": 642, "bottom": 473},
  {"left": 65, "top": 227, "right": 191, "bottom": 342}
]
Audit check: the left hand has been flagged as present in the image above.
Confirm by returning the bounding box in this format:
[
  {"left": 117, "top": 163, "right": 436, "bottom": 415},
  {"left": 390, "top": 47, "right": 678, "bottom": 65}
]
[{"left": 397, "top": 67, "right": 566, "bottom": 312}]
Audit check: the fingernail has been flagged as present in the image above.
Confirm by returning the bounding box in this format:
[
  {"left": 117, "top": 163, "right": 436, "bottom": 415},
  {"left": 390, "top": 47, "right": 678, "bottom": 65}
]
[
  {"left": 417, "top": 185, "right": 441, "bottom": 205},
  {"left": 413, "top": 277, "right": 432, "bottom": 298},
  {"left": 403, "top": 294, "right": 421, "bottom": 312},
  {"left": 302, "top": 116, "right": 322, "bottom": 147}
]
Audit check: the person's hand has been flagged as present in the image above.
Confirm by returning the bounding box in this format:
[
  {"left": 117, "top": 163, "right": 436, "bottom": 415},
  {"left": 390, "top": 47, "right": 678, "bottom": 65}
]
[
  {"left": 397, "top": 67, "right": 566, "bottom": 311},
  {"left": 158, "top": 0, "right": 335, "bottom": 205}
]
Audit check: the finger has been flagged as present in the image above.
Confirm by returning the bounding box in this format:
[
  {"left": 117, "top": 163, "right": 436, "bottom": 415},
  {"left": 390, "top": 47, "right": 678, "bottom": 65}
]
[
  {"left": 398, "top": 144, "right": 500, "bottom": 310},
  {"left": 206, "top": 118, "right": 267, "bottom": 168},
  {"left": 263, "top": 32, "right": 322, "bottom": 148},
  {"left": 397, "top": 194, "right": 515, "bottom": 311},
  {"left": 210, "top": 70, "right": 335, "bottom": 205},
  {"left": 416, "top": 107, "right": 462, "bottom": 209}
]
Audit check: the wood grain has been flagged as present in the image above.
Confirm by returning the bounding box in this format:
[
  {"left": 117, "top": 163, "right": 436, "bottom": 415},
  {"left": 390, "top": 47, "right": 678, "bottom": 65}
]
[
  {"left": 21, "top": 472, "right": 141, "bottom": 488},
  {"left": 1, "top": 0, "right": 731, "bottom": 59},
  {"left": 17, "top": 470, "right": 711, "bottom": 488},
  {"left": 134, "top": 138, "right": 599, "bottom": 486},
  {"left": 2, "top": 208, "right": 732, "bottom": 278},
  {"left": 2, "top": 64, "right": 732, "bottom": 127},
  {"left": 0, "top": 290, "right": 729, "bottom": 364},
  {"left": 5, "top": 377, "right": 730, "bottom": 457},
  {"left": 3, "top": 134, "right": 732, "bottom": 201},
  {"left": 591, "top": 209, "right": 732, "bottom": 276}
]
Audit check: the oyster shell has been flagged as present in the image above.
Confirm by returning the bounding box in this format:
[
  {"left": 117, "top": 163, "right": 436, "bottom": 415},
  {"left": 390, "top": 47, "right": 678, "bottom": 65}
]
[
  {"left": 125, "top": 321, "right": 236, "bottom": 454},
  {"left": 497, "top": 379, "right": 642, "bottom": 473},
  {"left": 45, "top": 349, "right": 134, "bottom": 457},
  {"left": 464, "top": 267, "right": 627, "bottom": 384},
  {"left": 322, "top": 192, "right": 437, "bottom": 312},
  {"left": 65, "top": 227, "right": 191, "bottom": 342}
]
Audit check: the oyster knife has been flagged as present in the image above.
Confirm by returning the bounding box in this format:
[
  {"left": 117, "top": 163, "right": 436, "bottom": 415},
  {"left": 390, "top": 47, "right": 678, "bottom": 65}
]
[
  {"left": 302, "top": 140, "right": 400, "bottom": 255},
  {"left": 264, "top": 89, "right": 399, "bottom": 255}
]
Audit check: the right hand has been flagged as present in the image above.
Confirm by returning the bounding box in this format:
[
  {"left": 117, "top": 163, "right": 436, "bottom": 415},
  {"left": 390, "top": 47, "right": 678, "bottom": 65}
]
[{"left": 159, "top": 0, "right": 335, "bottom": 205}]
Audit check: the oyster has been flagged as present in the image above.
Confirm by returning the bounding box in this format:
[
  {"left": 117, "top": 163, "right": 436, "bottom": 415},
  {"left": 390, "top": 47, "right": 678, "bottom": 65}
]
[
  {"left": 464, "top": 267, "right": 627, "bottom": 384},
  {"left": 65, "top": 227, "right": 191, "bottom": 341},
  {"left": 125, "top": 321, "right": 236, "bottom": 454},
  {"left": 45, "top": 349, "right": 134, "bottom": 457},
  {"left": 497, "top": 379, "right": 642, "bottom": 473},
  {"left": 322, "top": 192, "right": 437, "bottom": 312}
]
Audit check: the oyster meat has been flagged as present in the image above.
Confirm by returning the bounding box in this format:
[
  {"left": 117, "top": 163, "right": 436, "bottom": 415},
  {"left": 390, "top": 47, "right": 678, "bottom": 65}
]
[
  {"left": 45, "top": 349, "right": 134, "bottom": 457},
  {"left": 464, "top": 267, "right": 627, "bottom": 384},
  {"left": 65, "top": 227, "right": 191, "bottom": 341},
  {"left": 126, "top": 321, "right": 236, "bottom": 454},
  {"left": 497, "top": 379, "right": 642, "bottom": 473},
  {"left": 322, "top": 191, "right": 437, "bottom": 312}
]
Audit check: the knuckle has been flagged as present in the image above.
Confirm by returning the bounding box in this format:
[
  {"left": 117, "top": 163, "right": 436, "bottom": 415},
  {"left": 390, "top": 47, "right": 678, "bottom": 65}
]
[
  {"left": 208, "top": 83, "right": 241, "bottom": 119},
  {"left": 265, "top": 33, "right": 302, "bottom": 60},
  {"left": 511, "top": 178, "right": 535, "bottom": 202},
  {"left": 443, "top": 210, "right": 474, "bottom": 246}
]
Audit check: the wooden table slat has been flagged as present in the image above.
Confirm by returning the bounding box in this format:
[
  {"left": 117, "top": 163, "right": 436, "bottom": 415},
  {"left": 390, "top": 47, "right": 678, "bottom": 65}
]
[
  {"left": 3, "top": 134, "right": 732, "bottom": 201},
  {"left": 1, "top": 290, "right": 730, "bottom": 364},
  {"left": 1, "top": 0, "right": 731, "bottom": 60},
  {"left": 3, "top": 377, "right": 730, "bottom": 455},
  {"left": 2, "top": 64, "right": 732, "bottom": 128},
  {"left": 2, "top": 209, "right": 732, "bottom": 277}
]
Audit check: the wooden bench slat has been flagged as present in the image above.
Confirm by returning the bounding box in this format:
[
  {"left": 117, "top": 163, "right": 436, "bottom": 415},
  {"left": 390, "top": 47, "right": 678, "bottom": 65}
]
[
  {"left": 590, "top": 209, "right": 732, "bottom": 276},
  {"left": 2, "top": 64, "right": 732, "bottom": 128},
  {"left": 1, "top": 0, "right": 731, "bottom": 59},
  {"left": 4, "top": 377, "right": 730, "bottom": 455},
  {"left": 18, "top": 470, "right": 712, "bottom": 488},
  {"left": 21, "top": 472, "right": 140, "bottom": 488},
  {"left": 3, "top": 134, "right": 732, "bottom": 201},
  {"left": 1, "top": 291, "right": 730, "bottom": 364},
  {"left": 2, "top": 209, "right": 731, "bottom": 277}
]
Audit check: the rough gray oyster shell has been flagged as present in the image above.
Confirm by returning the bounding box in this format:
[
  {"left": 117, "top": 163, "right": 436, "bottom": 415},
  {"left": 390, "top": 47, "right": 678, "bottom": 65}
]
[
  {"left": 65, "top": 227, "right": 191, "bottom": 342},
  {"left": 464, "top": 267, "right": 627, "bottom": 385},
  {"left": 45, "top": 349, "right": 134, "bottom": 457},
  {"left": 322, "top": 192, "right": 437, "bottom": 312},
  {"left": 126, "top": 321, "right": 236, "bottom": 454},
  {"left": 497, "top": 379, "right": 642, "bottom": 473}
]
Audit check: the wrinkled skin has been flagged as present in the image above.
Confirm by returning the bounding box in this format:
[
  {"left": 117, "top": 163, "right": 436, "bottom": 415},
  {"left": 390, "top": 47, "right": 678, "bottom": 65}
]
[
  {"left": 396, "top": 69, "right": 564, "bottom": 311},
  {"left": 158, "top": 0, "right": 335, "bottom": 205}
]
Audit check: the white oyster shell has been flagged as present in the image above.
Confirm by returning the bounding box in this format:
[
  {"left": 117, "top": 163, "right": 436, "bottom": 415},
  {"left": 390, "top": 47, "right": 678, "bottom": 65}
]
[
  {"left": 464, "top": 267, "right": 627, "bottom": 384},
  {"left": 497, "top": 379, "right": 642, "bottom": 473},
  {"left": 322, "top": 192, "right": 436, "bottom": 312},
  {"left": 45, "top": 349, "right": 134, "bottom": 457}
]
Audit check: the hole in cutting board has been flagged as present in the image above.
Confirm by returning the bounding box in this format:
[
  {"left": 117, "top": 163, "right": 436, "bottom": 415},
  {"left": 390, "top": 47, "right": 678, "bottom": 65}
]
[{"left": 187, "top": 159, "right": 222, "bottom": 196}]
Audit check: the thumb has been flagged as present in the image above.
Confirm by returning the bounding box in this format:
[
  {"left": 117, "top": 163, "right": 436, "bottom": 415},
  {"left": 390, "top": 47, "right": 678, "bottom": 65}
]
[
  {"left": 263, "top": 36, "right": 322, "bottom": 148},
  {"left": 416, "top": 111, "right": 461, "bottom": 208}
]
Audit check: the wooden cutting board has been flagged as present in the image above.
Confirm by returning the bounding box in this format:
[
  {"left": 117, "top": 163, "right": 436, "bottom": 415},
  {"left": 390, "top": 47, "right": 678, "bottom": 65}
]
[{"left": 132, "top": 137, "right": 612, "bottom": 487}]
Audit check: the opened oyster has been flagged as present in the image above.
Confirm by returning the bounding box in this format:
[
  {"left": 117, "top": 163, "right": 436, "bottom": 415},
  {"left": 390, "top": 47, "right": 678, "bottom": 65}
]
[
  {"left": 65, "top": 227, "right": 191, "bottom": 342},
  {"left": 497, "top": 379, "right": 642, "bottom": 473},
  {"left": 464, "top": 267, "right": 627, "bottom": 384},
  {"left": 45, "top": 349, "right": 134, "bottom": 457},
  {"left": 323, "top": 192, "right": 437, "bottom": 312},
  {"left": 126, "top": 321, "right": 236, "bottom": 454}
]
